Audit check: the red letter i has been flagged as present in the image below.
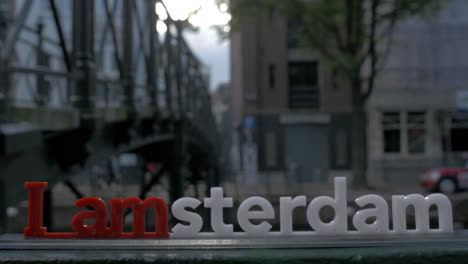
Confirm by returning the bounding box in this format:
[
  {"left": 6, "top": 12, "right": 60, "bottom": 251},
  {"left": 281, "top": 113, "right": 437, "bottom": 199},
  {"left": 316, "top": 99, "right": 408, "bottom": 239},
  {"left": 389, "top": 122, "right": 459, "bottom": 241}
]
[{"left": 24, "top": 182, "right": 47, "bottom": 237}]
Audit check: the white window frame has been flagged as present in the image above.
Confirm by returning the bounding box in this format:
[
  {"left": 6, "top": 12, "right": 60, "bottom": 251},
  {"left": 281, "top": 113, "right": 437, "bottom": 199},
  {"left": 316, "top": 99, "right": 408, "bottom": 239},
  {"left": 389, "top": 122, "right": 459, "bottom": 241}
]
[{"left": 382, "top": 111, "right": 427, "bottom": 157}]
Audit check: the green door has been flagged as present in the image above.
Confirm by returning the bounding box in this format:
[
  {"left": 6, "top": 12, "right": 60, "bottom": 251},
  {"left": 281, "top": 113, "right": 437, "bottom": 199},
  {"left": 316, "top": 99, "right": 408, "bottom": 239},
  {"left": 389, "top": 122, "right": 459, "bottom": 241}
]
[{"left": 284, "top": 124, "right": 329, "bottom": 182}]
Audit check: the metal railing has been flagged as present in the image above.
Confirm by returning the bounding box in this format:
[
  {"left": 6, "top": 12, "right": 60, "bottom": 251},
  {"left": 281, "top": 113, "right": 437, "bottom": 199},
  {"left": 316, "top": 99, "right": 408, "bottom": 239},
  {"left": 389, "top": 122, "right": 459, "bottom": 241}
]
[{"left": 0, "top": 0, "right": 219, "bottom": 148}]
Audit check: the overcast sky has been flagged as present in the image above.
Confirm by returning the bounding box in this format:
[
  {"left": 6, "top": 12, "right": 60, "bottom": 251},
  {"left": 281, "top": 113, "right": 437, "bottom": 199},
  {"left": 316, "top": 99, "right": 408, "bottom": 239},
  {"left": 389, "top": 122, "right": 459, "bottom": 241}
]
[
  {"left": 185, "top": 28, "right": 230, "bottom": 91},
  {"left": 158, "top": 0, "right": 230, "bottom": 91}
]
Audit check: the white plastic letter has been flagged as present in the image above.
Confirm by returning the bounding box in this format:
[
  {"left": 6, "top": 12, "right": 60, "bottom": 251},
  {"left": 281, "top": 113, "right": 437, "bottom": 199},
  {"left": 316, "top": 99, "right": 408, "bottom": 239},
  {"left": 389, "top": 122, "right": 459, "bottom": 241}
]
[
  {"left": 171, "top": 198, "right": 203, "bottom": 236},
  {"left": 392, "top": 193, "right": 453, "bottom": 234},
  {"left": 204, "top": 187, "right": 233, "bottom": 236},
  {"left": 352, "top": 195, "right": 389, "bottom": 234},
  {"left": 307, "top": 177, "right": 347, "bottom": 234},
  {"left": 237, "top": 197, "right": 275, "bottom": 235},
  {"left": 280, "top": 196, "right": 306, "bottom": 235}
]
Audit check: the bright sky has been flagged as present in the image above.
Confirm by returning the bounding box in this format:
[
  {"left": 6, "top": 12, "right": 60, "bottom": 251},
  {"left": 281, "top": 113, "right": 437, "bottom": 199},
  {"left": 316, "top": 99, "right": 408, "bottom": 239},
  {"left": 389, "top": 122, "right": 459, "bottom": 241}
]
[{"left": 156, "top": 0, "right": 230, "bottom": 91}]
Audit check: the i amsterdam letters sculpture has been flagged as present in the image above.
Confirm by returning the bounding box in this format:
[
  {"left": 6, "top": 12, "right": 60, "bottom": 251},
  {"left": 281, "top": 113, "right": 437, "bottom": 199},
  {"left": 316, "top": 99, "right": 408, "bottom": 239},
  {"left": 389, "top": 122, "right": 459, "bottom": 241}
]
[{"left": 23, "top": 177, "right": 453, "bottom": 239}]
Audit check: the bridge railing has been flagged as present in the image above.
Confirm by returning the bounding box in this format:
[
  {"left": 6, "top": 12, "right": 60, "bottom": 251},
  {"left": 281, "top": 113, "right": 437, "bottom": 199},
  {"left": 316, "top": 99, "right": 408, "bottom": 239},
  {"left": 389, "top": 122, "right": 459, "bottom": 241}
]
[{"left": 0, "top": 0, "right": 217, "bottom": 146}]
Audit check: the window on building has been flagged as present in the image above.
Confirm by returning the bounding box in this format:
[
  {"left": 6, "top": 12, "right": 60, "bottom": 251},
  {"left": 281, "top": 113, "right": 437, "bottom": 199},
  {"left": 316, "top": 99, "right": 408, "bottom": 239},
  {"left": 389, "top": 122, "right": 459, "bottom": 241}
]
[
  {"left": 268, "top": 64, "right": 275, "bottom": 90},
  {"left": 383, "top": 112, "right": 401, "bottom": 153},
  {"left": 288, "top": 61, "right": 319, "bottom": 109},
  {"left": 450, "top": 113, "right": 468, "bottom": 152},
  {"left": 407, "top": 112, "right": 426, "bottom": 154},
  {"left": 382, "top": 111, "right": 427, "bottom": 155}
]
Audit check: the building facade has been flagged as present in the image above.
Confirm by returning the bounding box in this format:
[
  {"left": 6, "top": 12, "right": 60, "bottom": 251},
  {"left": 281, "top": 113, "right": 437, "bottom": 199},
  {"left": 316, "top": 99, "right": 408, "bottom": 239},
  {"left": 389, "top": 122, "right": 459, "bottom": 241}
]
[
  {"left": 368, "top": 0, "right": 468, "bottom": 185},
  {"left": 231, "top": 0, "right": 468, "bottom": 185},
  {"left": 231, "top": 12, "right": 352, "bottom": 184}
]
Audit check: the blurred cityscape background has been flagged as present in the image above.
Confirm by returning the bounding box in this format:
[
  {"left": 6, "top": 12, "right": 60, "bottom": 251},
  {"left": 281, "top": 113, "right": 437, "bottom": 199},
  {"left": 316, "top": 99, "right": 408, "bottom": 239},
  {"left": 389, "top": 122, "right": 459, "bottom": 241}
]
[{"left": 1, "top": 0, "right": 468, "bottom": 233}]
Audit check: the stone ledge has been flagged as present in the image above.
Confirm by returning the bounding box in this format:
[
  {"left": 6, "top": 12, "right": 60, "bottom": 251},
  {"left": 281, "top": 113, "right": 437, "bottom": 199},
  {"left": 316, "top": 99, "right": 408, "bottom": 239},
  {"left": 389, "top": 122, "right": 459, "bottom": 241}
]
[
  {"left": 1, "top": 232, "right": 468, "bottom": 263},
  {"left": 0, "top": 244, "right": 467, "bottom": 264}
]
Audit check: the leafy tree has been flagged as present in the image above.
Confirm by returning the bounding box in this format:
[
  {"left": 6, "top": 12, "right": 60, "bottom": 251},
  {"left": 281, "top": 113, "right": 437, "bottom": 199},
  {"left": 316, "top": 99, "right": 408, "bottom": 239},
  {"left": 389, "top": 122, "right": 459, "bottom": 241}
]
[{"left": 222, "top": 0, "right": 443, "bottom": 186}]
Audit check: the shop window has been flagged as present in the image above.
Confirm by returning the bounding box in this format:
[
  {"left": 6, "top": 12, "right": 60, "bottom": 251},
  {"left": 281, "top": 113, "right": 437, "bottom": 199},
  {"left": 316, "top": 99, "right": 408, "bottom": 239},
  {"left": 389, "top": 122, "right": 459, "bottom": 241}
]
[
  {"left": 451, "top": 128, "right": 468, "bottom": 152},
  {"left": 449, "top": 114, "right": 468, "bottom": 152},
  {"left": 383, "top": 112, "right": 401, "bottom": 153},
  {"left": 382, "top": 111, "right": 427, "bottom": 155}
]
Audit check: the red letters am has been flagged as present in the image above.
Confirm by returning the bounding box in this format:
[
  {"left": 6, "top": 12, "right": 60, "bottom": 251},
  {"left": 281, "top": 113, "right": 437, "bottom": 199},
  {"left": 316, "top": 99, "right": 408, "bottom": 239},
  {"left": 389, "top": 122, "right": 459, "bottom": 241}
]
[{"left": 24, "top": 182, "right": 169, "bottom": 238}]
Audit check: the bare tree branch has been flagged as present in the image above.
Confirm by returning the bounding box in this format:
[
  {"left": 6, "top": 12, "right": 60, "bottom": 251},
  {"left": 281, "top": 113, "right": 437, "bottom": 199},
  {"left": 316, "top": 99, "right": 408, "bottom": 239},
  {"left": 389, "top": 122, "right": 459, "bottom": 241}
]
[{"left": 362, "top": 0, "right": 378, "bottom": 101}]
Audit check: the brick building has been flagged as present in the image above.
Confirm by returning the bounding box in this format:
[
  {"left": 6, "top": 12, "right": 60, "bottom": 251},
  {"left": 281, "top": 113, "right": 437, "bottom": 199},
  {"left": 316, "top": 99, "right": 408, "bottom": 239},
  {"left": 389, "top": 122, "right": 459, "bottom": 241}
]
[{"left": 230, "top": 0, "right": 468, "bottom": 185}]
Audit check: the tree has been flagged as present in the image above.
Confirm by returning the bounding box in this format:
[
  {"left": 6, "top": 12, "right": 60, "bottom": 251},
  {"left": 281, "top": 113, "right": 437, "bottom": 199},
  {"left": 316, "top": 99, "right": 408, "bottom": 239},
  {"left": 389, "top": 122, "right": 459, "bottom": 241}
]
[{"left": 222, "top": 0, "right": 443, "bottom": 186}]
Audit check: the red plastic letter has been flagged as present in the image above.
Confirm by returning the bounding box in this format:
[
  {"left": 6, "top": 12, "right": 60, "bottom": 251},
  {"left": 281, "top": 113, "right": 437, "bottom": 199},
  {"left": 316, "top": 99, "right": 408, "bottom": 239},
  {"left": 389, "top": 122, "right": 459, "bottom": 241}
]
[
  {"left": 108, "top": 198, "right": 123, "bottom": 238},
  {"left": 24, "top": 182, "right": 168, "bottom": 239},
  {"left": 71, "top": 197, "right": 108, "bottom": 237},
  {"left": 24, "top": 182, "right": 47, "bottom": 237},
  {"left": 122, "top": 197, "right": 169, "bottom": 238}
]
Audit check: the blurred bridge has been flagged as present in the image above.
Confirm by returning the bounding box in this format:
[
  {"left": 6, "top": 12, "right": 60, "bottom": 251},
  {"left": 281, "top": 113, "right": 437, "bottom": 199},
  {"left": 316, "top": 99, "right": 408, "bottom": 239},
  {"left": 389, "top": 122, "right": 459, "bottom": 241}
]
[{"left": 0, "top": 0, "right": 221, "bottom": 232}]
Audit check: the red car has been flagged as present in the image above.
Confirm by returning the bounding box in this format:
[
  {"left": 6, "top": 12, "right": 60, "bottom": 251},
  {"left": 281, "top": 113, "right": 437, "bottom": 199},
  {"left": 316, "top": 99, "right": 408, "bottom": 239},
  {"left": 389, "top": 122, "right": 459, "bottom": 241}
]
[{"left": 420, "top": 168, "right": 468, "bottom": 194}]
